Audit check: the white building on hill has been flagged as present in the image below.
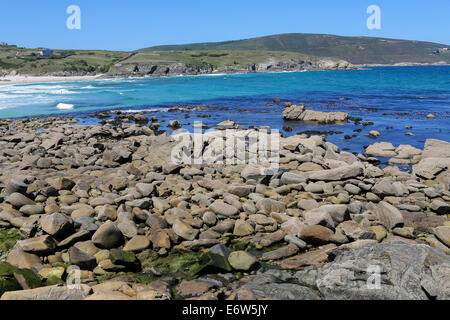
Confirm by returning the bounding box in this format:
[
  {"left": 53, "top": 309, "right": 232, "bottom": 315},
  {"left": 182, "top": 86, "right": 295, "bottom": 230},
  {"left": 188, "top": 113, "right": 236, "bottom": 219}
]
[{"left": 40, "top": 48, "right": 53, "bottom": 57}]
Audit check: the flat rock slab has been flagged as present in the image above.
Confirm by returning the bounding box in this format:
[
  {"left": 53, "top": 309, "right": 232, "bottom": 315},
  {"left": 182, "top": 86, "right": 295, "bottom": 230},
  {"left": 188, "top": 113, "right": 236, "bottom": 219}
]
[
  {"left": 316, "top": 241, "right": 450, "bottom": 300},
  {"left": 280, "top": 244, "right": 336, "bottom": 269}
]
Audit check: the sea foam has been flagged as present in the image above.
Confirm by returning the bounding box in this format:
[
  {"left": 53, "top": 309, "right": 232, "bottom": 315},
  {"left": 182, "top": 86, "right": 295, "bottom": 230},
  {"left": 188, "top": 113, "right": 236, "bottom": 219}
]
[{"left": 56, "top": 103, "right": 74, "bottom": 110}]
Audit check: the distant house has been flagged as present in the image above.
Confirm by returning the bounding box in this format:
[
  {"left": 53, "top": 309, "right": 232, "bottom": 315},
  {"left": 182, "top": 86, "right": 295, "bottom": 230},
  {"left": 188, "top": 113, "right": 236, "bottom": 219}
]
[{"left": 40, "top": 48, "right": 53, "bottom": 57}]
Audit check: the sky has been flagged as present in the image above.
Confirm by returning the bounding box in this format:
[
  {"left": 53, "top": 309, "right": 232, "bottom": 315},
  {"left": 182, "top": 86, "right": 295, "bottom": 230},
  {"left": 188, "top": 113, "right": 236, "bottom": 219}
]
[{"left": 1, "top": 0, "right": 449, "bottom": 51}]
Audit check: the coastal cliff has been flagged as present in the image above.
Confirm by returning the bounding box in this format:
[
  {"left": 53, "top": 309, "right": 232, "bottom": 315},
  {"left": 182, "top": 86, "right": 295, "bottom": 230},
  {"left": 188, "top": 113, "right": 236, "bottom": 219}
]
[{"left": 106, "top": 56, "right": 354, "bottom": 78}]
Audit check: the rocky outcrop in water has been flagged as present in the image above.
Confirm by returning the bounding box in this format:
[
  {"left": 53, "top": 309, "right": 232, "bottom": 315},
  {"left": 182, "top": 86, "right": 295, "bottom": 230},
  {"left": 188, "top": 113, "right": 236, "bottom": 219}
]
[{"left": 283, "top": 104, "right": 349, "bottom": 123}]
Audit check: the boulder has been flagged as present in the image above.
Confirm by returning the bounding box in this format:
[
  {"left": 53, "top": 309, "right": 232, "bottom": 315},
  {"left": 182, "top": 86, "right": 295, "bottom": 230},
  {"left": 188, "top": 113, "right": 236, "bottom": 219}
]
[
  {"left": 172, "top": 219, "right": 199, "bottom": 241},
  {"left": 283, "top": 105, "right": 348, "bottom": 123},
  {"left": 316, "top": 242, "right": 450, "bottom": 300},
  {"left": 304, "top": 162, "right": 364, "bottom": 181},
  {"left": 375, "top": 201, "right": 404, "bottom": 230},
  {"left": 6, "top": 193, "right": 35, "bottom": 208},
  {"left": 1, "top": 284, "right": 92, "bottom": 300},
  {"left": 17, "top": 235, "right": 57, "bottom": 255},
  {"left": 209, "top": 200, "right": 239, "bottom": 217},
  {"left": 228, "top": 251, "right": 258, "bottom": 271},
  {"left": 92, "top": 221, "right": 124, "bottom": 249},
  {"left": 40, "top": 213, "right": 73, "bottom": 238},
  {"left": 434, "top": 226, "right": 450, "bottom": 248}
]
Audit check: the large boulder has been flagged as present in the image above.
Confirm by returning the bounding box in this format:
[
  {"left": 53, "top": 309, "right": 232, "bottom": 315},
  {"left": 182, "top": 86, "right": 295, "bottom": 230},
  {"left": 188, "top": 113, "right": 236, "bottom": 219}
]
[
  {"left": 375, "top": 201, "right": 404, "bottom": 230},
  {"left": 92, "top": 221, "right": 124, "bottom": 249},
  {"left": 316, "top": 241, "right": 450, "bottom": 300},
  {"left": 303, "top": 162, "right": 364, "bottom": 181},
  {"left": 413, "top": 139, "right": 450, "bottom": 181},
  {"left": 283, "top": 105, "right": 348, "bottom": 123},
  {"left": 1, "top": 284, "right": 92, "bottom": 300}
]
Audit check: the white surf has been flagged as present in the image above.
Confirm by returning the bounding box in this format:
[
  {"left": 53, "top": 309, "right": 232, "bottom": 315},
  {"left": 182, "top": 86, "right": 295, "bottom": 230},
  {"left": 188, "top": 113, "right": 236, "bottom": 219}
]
[{"left": 56, "top": 103, "right": 74, "bottom": 110}]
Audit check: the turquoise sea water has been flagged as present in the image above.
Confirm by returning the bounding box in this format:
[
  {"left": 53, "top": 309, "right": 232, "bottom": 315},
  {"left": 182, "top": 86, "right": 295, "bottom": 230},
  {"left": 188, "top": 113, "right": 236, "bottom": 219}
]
[{"left": 0, "top": 66, "right": 449, "bottom": 156}]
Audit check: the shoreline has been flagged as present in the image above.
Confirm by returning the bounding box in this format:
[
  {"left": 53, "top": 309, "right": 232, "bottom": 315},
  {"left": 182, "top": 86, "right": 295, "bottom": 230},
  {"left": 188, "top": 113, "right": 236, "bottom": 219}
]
[
  {"left": 1, "top": 63, "right": 443, "bottom": 86},
  {"left": 1, "top": 63, "right": 448, "bottom": 86},
  {"left": 0, "top": 75, "right": 104, "bottom": 85}
]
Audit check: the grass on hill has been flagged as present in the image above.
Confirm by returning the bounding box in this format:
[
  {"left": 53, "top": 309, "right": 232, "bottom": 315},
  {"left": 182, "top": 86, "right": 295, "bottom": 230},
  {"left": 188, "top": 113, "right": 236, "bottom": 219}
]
[
  {"left": 140, "top": 33, "right": 450, "bottom": 65},
  {"left": 117, "top": 49, "right": 341, "bottom": 69}
]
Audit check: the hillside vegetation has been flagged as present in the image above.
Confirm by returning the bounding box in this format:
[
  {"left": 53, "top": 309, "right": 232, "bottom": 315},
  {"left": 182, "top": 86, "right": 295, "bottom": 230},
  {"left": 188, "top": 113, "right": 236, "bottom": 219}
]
[
  {"left": 141, "top": 33, "right": 450, "bottom": 65},
  {"left": 0, "top": 46, "right": 128, "bottom": 76},
  {"left": 1, "top": 33, "right": 449, "bottom": 77}
]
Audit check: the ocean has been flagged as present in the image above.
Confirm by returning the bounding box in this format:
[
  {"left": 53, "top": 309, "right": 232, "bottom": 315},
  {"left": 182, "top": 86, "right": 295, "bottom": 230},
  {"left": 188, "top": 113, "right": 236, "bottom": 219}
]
[{"left": 0, "top": 66, "right": 449, "bottom": 156}]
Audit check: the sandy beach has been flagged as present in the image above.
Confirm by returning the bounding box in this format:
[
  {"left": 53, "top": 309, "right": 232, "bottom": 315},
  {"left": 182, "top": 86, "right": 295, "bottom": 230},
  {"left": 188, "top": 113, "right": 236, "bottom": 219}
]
[{"left": 0, "top": 75, "right": 104, "bottom": 85}]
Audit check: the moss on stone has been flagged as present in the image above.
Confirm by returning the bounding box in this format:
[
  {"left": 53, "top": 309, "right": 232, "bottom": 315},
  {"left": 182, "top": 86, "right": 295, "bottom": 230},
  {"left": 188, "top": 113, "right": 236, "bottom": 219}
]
[
  {"left": 138, "top": 249, "right": 205, "bottom": 279},
  {"left": 0, "top": 228, "right": 23, "bottom": 255},
  {"left": 46, "top": 276, "right": 65, "bottom": 286},
  {"left": 229, "top": 239, "right": 254, "bottom": 251},
  {"left": 0, "top": 262, "right": 43, "bottom": 296}
]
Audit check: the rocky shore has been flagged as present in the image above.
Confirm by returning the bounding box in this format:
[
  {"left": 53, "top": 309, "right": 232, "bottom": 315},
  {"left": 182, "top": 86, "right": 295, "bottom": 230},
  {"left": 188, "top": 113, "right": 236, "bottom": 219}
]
[
  {"left": 0, "top": 112, "right": 449, "bottom": 300},
  {"left": 0, "top": 57, "right": 356, "bottom": 84}
]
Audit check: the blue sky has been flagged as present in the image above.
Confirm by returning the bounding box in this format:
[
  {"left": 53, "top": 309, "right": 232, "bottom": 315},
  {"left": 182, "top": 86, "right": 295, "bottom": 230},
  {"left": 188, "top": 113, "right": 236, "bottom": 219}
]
[{"left": 1, "top": 0, "right": 449, "bottom": 51}]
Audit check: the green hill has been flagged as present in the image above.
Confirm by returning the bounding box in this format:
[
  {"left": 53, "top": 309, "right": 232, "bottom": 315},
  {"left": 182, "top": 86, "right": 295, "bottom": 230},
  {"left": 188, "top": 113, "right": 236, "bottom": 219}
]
[{"left": 141, "top": 33, "right": 450, "bottom": 65}]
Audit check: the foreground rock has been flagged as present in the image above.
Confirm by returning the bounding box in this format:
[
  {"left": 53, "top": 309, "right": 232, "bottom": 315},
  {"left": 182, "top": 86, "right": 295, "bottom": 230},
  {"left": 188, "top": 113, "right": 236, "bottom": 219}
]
[
  {"left": 317, "top": 241, "right": 450, "bottom": 300},
  {"left": 0, "top": 116, "right": 448, "bottom": 301}
]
